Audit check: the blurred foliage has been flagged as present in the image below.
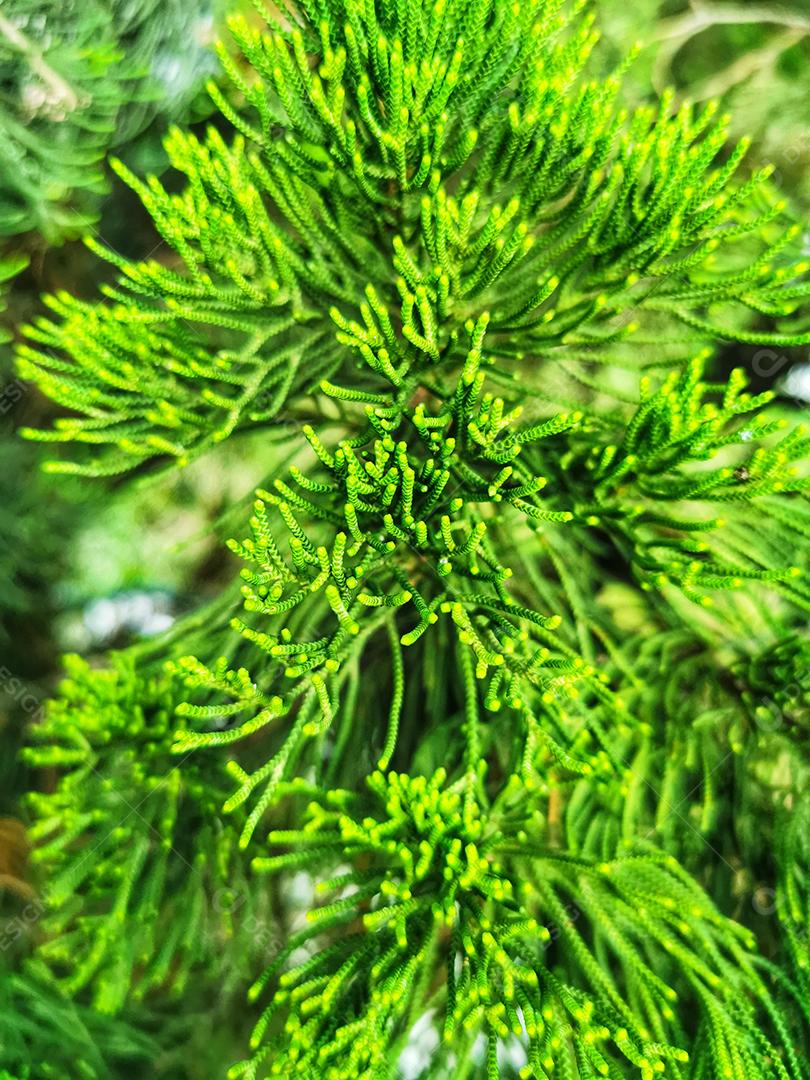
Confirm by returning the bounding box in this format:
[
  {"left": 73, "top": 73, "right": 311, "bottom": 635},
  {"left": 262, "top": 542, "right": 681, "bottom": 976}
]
[
  {"left": 599, "top": 1, "right": 810, "bottom": 211},
  {"left": 0, "top": 0, "right": 224, "bottom": 243},
  {"left": 0, "top": 961, "right": 156, "bottom": 1080}
]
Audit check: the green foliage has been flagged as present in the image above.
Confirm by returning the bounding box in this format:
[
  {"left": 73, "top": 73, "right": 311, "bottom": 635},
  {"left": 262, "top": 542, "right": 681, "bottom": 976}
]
[
  {"left": 169, "top": 348, "right": 809, "bottom": 861},
  {"left": 0, "top": 254, "right": 27, "bottom": 344},
  {"left": 236, "top": 768, "right": 794, "bottom": 1080},
  {"left": 0, "top": 963, "right": 156, "bottom": 1079},
  {"left": 9, "top": 0, "right": 810, "bottom": 1077},
  {"left": 0, "top": 0, "right": 224, "bottom": 242},
  {"left": 17, "top": 0, "right": 810, "bottom": 475},
  {"left": 22, "top": 654, "right": 268, "bottom": 1015},
  {"left": 776, "top": 800, "right": 810, "bottom": 1002},
  {"left": 594, "top": 3, "right": 810, "bottom": 212}
]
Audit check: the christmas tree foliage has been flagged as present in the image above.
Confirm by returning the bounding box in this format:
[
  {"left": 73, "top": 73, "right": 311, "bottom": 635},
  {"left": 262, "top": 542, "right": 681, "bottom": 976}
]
[{"left": 9, "top": 0, "right": 810, "bottom": 1076}]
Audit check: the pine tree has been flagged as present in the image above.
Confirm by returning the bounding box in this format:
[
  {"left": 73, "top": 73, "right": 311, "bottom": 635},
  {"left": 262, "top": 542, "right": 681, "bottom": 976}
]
[{"left": 12, "top": 0, "right": 810, "bottom": 1076}]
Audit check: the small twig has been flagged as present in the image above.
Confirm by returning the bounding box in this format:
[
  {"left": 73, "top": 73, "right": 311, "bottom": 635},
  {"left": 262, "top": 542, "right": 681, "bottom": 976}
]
[
  {"left": 0, "top": 11, "right": 84, "bottom": 113},
  {"left": 656, "top": 3, "right": 810, "bottom": 42},
  {"left": 680, "top": 28, "right": 806, "bottom": 103},
  {"left": 652, "top": 3, "right": 810, "bottom": 96}
]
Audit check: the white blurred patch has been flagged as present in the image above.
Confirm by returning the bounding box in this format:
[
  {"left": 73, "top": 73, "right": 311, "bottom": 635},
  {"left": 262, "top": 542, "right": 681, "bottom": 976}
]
[
  {"left": 502, "top": 1034, "right": 529, "bottom": 1070},
  {"left": 398, "top": 1011, "right": 439, "bottom": 1079},
  {"left": 782, "top": 362, "right": 810, "bottom": 403},
  {"left": 83, "top": 590, "right": 175, "bottom": 642}
]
